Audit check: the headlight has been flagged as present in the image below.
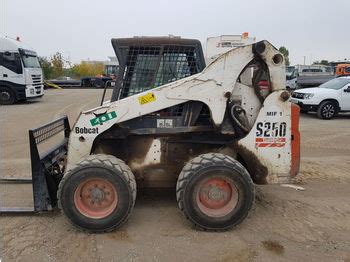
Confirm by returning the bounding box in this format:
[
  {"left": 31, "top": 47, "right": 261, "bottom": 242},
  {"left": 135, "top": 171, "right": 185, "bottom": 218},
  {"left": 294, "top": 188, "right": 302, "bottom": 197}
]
[{"left": 304, "top": 93, "right": 314, "bottom": 99}]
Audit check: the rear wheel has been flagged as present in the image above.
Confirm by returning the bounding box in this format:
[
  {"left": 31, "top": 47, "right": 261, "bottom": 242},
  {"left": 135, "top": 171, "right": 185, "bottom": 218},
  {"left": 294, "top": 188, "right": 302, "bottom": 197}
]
[
  {"left": 58, "top": 154, "right": 136, "bottom": 232},
  {"left": 93, "top": 79, "right": 104, "bottom": 88},
  {"left": 0, "top": 86, "right": 16, "bottom": 105},
  {"left": 317, "top": 101, "right": 338, "bottom": 119},
  {"left": 176, "top": 153, "right": 254, "bottom": 231}
]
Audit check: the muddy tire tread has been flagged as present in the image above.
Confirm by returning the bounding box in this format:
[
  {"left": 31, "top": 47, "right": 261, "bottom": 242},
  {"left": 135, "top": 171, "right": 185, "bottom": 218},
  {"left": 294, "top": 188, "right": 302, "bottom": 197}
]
[
  {"left": 176, "top": 153, "right": 254, "bottom": 231},
  {"left": 57, "top": 154, "right": 136, "bottom": 233}
]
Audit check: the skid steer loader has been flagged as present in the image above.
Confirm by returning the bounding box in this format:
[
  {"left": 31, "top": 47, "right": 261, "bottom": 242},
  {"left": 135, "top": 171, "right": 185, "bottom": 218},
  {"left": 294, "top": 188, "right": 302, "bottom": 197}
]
[{"left": 0, "top": 36, "right": 300, "bottom": 232}]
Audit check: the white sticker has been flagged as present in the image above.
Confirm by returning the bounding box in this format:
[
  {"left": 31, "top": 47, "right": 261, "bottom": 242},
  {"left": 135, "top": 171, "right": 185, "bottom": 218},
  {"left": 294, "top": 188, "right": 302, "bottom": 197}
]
[{"left": 157, "top": 119, "right": 173, "bottom": 128}]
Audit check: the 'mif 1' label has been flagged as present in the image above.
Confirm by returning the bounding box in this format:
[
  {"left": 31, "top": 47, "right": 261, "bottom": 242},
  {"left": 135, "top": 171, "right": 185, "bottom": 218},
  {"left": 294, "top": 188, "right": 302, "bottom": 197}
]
[{"left": 90, "top": 111, "right": 117, "bottom": 126}]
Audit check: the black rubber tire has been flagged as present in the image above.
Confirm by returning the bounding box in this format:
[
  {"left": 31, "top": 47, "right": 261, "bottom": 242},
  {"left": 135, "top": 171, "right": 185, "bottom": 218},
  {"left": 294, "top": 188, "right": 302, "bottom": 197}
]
[
  {"left": 317, "top": 101, "right": 338, "bottom": 120},
  {"left": 57, "top": 154, "right": 136, "bottom": 232},
  {"left": 93, "top": 79, "right": 104, "bottom": 88},
  {"left": 0, "top": 86, "right": 16, "bottom": 105},
  {"left": 176, "top": 153, "right": 254, "bottom": 231}
]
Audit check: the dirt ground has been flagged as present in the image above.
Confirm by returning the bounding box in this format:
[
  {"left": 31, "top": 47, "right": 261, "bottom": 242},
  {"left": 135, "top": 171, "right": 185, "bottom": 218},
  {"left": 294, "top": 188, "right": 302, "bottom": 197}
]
[{"left": 0, "top": 89, "right": 349, "bottom": 262}]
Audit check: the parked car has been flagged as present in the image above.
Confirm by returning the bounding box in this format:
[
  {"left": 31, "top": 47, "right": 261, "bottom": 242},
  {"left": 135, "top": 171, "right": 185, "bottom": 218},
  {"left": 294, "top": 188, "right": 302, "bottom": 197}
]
[{"left": 290, "top": 76, "right": 350, "bottom": 119}]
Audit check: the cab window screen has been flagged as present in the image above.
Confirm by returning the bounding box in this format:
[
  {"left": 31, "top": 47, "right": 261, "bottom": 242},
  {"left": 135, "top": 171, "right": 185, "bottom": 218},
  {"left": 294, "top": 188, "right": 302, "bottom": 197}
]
[
  {"left": 120, "top": 45, "right": 199, "bottom": 98},
  {"left": 0, "top": 52, "right": 23, "bottom": 74}
]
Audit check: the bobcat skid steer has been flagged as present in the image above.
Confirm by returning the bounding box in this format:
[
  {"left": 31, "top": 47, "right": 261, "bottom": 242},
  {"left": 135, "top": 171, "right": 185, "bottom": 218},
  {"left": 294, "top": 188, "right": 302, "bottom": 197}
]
[{"left": 0, "top": 37, "right": 300, "bottom": 232}]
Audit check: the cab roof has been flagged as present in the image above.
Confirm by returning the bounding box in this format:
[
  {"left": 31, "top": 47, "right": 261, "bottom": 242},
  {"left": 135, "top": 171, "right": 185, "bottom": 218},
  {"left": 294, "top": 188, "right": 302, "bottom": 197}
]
[
  {"left": 0, "top": 36, "right": 34, "bottom": 52},
  {"left": 111, "top": 36, "right": 205, "bottom": 66}
]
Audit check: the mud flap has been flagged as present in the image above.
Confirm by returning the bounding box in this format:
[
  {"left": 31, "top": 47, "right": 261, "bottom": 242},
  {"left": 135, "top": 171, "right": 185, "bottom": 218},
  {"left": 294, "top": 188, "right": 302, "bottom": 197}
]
[{"left": 0, "top": 116, "right": 70, "bottom": 213}]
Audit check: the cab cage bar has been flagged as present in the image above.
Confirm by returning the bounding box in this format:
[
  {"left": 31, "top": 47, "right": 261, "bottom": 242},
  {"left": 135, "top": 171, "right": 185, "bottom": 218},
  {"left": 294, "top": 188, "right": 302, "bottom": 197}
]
[{"left": 0, "top": 116, "right": 70, "bottom": 213}]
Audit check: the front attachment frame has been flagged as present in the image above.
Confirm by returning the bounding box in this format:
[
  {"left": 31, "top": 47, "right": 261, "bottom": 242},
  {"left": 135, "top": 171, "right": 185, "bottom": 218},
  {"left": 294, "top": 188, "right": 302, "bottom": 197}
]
[{"left": 0, "top": 116, "right": 70, "bottom": 213}]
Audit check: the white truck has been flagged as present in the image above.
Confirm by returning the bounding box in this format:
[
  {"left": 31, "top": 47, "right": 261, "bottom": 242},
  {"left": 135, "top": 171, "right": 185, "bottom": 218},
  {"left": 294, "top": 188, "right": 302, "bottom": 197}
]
[{"left": 0, "top": 37, "right": 44, "bottom": 105}]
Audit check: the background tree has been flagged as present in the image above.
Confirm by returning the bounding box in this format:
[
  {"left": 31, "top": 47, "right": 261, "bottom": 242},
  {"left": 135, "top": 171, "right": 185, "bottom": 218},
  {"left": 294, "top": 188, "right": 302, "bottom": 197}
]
[
  {"left": 278, "top": 46, "right": 290, "bottom": 66},
  {"left": 313, "top": 60, "right": 330, "bottom": 65},
  {"left": 71, "top": 61, "right": 104, "bottom": 78},
  {"left": 38, "top": 56, "right": 53, "bottom": 79},
  {"left": 39, "top": 53, "right": 105, "bottom": 79},
  {"left": 50, "top": 52, "right": 64, "bottom": 78}
]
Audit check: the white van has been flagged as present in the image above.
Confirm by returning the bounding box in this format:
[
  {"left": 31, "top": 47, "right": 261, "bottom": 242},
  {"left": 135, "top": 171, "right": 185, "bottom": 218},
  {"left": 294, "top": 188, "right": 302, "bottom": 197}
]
[{"left": 0, "top": 37, "right": 44, "bottom": 104}]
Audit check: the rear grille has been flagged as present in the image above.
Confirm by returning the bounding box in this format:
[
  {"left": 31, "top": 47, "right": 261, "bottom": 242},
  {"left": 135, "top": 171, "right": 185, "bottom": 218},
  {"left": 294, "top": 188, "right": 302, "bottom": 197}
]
[{"left": 31, "top": 74, "right": 42, "bottom": 89}]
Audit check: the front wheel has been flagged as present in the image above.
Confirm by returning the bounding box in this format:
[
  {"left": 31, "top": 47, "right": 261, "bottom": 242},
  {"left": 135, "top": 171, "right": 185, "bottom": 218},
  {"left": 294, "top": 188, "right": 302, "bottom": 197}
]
[
  {"left": 317, "top": 101, "right": 338, "bottom": 119},
  {"left": 0, "top": 86, "right": 16, "bottom": 105},
  {"left": 176, "top": 153, "right": 254, "bottom": 231},
  {"left": 58, "top": 154, "right": 136, "bottom": 232}
]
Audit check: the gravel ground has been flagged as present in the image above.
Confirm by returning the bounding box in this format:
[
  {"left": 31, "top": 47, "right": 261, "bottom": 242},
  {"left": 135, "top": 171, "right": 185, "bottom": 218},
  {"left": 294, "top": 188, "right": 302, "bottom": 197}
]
[{"left": 0, "top": 89, "right": 349, "bottom": 262}]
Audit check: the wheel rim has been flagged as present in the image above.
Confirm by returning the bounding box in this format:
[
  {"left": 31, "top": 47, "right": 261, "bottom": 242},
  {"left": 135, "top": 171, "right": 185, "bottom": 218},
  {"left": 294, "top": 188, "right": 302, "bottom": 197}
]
[
  {"left": 0, "top": 91, "right": 10, "bottom": 102},
  {"left": 322, "top": 104, "right": 335, "bottom": 118},
  {"left": 196, "top": 176, "right": 238, "bottom": 217},
  {"left": 74, "top": 178, "right": 118, "bottom": 219}
]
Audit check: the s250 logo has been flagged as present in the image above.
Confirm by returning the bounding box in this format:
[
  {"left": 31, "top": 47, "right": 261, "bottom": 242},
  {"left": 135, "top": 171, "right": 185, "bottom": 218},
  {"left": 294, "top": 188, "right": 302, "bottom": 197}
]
[
  {"left": 255, "top": 122, "right": 287, "bottom": 148},
  {"left": 256, "top": 121, "right": 287, "bottom": 137}
]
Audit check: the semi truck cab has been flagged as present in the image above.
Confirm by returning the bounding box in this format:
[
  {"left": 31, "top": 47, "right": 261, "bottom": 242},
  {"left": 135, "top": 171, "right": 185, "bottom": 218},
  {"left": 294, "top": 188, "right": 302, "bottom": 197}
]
[{"left": 0, "top": 37, "right": 44, "bottom": 105}]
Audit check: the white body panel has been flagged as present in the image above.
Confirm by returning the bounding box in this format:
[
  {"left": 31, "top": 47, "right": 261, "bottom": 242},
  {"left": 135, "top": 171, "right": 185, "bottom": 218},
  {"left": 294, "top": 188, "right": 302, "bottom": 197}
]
[
  {"left": 239, "top": 91, "right": 292, "bottom": 183},
  {"left": 206, "top": 34, "right": 256, "bottom": 64}
]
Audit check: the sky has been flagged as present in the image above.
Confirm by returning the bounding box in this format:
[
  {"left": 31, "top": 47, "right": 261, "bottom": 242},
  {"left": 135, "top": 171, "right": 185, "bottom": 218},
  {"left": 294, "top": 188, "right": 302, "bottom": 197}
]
[{"left": 1, "top": 0, "right": 349, "bottom": 65}]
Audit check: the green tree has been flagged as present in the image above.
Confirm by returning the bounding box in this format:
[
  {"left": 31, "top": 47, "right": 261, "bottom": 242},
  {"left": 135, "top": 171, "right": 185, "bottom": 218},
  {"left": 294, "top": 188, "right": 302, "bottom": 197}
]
[
  {"left": 51, "top": 52, "right": 64, "bottom": 78},
  {"left": 320, "top": 60, "right": 329, "bottom": 65},
  {"left": 71, "top": 61, "right": 104, "bottom": 78},
  {"left": 313, "top": 60, "right": 329, "bottom": 65},
  {"left": 278, "top": 46, "right": 290, "bottom": 66},
  {"left": 38, "top": 56, "right": 53, "bottom": 79}
]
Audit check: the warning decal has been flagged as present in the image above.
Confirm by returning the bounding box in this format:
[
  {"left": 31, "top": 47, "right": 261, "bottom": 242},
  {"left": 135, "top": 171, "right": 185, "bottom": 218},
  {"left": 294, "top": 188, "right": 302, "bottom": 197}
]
[{"left": 138, "top": 92, "right": 156, "bottom": 105}]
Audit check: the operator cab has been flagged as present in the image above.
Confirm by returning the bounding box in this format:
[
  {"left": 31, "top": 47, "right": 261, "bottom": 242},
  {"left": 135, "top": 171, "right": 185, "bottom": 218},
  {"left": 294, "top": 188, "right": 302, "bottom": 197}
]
[
  {"left": 104, "top": 36, "right": 270, "bottom": 134},
  {"left": 111, "top": 36, "right": 206, "bottom": 100},
  {"left": 109, "top": 36, "right": 212, "bottom": 129}
]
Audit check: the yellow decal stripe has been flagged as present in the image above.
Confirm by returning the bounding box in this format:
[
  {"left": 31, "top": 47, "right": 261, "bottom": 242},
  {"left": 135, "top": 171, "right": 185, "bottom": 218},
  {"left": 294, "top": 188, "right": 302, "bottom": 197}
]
[{"left": 138, "top": 92, "right": 156, "bottom": 105}]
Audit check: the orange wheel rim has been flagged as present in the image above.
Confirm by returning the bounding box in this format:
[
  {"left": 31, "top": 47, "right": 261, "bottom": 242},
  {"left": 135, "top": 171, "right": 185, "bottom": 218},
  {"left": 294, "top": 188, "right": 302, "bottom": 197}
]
[
  {"left": 74, "top": 178, "right": 118, "bottom": 219},
  {"left": 196, "top": 177, "right": 238, "bottom": 217}
]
